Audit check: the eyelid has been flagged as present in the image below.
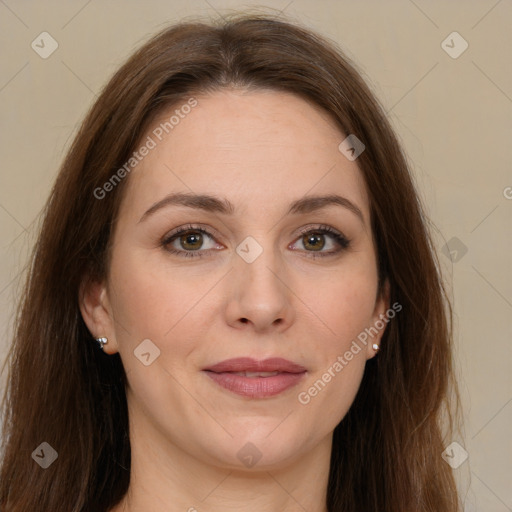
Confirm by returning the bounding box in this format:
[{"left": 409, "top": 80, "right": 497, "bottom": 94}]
[
  {"left": 162, "top": 223, "right": 224, "bottom": 244},
  {"left": 295, "top": 223, "right": 348, "bottom": 241}
]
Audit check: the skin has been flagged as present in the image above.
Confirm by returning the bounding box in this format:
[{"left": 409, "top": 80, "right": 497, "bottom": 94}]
[{"left": 80, "top": 88, "right": 389, "bottom": 512}]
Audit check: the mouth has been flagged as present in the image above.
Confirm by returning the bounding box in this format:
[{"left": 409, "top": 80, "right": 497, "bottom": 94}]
[{"left": 202, "top": 357, "right": 307, "bottom": 399}]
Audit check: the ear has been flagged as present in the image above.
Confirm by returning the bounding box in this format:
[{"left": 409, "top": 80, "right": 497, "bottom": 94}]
[
  {"left": 79, "top": 276, "right": 119, "bottom": 354},
  {"left": 366, "top": 278, "right": 390, "bottom": 360}
]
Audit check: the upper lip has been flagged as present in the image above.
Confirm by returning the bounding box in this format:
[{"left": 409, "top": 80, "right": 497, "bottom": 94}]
[{"left": 203, "top": 357, "right": 307, "bottom": 373}]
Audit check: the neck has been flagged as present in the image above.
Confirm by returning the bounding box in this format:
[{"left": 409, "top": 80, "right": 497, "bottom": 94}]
[{"left": 110, "top": 411, "right": 332, "bottom": 512}]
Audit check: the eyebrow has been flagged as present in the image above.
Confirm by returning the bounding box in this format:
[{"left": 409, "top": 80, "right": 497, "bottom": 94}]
[{"left": 138, "top": 192, "right": 365, "bottom": 224}]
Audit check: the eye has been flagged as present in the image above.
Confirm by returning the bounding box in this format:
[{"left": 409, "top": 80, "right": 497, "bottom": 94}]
[
  {"left": 161, "top": 224, "right": 223, "bottom": 258},
  {"left": 161, "top": 223, "right": 351, "bottom": 260},
  {"left": 290, "top": 225, "right": 351, "bottom": 258}
]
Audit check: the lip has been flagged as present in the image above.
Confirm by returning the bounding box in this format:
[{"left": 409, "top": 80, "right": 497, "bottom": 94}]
[
  {"left": 204, "top": 357, "right": 307, "bottom": 374},
  {"left": 203, "top": 357, "right": 307, "bottom": 398}
]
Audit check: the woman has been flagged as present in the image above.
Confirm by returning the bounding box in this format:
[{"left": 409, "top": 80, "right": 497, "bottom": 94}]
[{"left": 0, "top": 13, "right": 462, "bottom": 512}]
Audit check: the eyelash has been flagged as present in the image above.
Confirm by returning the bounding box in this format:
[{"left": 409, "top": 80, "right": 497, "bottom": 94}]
[{"left": 161, "top": 223, "right": 351, "bottom": 259}]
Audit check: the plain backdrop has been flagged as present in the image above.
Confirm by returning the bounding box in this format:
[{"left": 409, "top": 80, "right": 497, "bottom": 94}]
[{"left": 0, "top": 1, "right": 511, "bottom": 510}]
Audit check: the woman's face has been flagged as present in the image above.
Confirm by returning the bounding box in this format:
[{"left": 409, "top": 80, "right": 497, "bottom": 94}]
[{"left": 83, "top": 89, "right": 389, "bottom": 470}]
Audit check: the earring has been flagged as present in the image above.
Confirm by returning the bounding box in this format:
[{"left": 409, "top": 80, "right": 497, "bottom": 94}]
[
  {"left": 96, "top": 337, "right": 108, "bottom": 350},
  {"left": 372, "top": 343, "right": 380, "bottom": 352}
]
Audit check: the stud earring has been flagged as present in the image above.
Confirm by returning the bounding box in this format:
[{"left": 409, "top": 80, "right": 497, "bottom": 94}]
[
  {"left": 96, "top": 337, "right": 108, "bottom": 350},
  {"left": 372, "top": 343, "right": 380, "bottom": 352}
]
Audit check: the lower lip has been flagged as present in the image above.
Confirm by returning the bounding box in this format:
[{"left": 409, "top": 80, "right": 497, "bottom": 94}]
[{"left": 203, "top": 371, "right": 306, "bottom": 398}]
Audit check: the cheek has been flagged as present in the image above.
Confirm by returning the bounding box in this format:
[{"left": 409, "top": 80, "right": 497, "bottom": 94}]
[
  {"left": 107, "top": 249, "right": 202, "bottom": 406},
  {"left": 108, "top": 245, "right": 218, "bottom": 383},
  {"left": 302, "top": 264, "right": 378, "bottom": 354},
  {"left": 108, "top": 247, "right": 193, "bottom": 339},
  {"left": 295, "top": 274, "right": 374, "bottom": 427}
]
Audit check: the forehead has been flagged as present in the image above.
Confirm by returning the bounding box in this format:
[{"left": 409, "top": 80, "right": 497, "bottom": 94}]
[{"left": 119, "top": 89, "right": 370, "bottom": 223}]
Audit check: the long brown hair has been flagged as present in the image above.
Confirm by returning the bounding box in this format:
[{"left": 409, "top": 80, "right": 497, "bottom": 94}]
[{"left": 0, "top": 13, "right": 462, "bottom": 511}]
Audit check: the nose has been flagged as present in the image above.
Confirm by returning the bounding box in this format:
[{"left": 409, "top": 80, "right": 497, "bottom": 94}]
[{"left": 224, "top": 244, "right": 295, "bottom": 333}]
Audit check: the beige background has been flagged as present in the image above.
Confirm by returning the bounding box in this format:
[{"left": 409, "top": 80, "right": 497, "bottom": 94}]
[{"left": 0, "top": 1, "right": 510, "bottom": 510}]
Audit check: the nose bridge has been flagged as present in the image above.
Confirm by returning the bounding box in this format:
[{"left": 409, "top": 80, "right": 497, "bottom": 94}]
[
  {"left": 227, "top": 234, "right": 292, "bottom": 330},
  {"left": 235, "top": 235, "right": 283, "bottom": 297}
]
